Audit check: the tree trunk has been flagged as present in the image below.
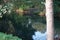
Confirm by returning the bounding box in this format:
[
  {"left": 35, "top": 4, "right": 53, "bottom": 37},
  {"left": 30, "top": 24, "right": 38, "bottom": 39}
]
[{"left": 45, "top": 0, "right": 54, "bottom": 40}]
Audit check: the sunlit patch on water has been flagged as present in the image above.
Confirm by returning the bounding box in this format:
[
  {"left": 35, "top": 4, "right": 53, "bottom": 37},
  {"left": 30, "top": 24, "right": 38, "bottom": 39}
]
[
  {"left": 32, "top": 31, "right": 46, "bottom": 40},
  {"left": 32, "top": 31, "right": 59, "bottom": 40}
]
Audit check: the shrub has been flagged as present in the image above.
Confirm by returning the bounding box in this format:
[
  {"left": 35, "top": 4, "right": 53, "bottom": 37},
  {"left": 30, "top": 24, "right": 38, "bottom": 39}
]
[{"left": 0, "top": 32, "right": 22, "bottom": 40}]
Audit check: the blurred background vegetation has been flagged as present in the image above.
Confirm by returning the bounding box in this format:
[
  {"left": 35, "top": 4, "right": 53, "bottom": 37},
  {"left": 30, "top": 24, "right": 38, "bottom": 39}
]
[
  {"left": 0, "top": 32, "right": 22, "bottom": 40},
  {"left": 0, "top": 0, "right": 60, "bottom": 40}
]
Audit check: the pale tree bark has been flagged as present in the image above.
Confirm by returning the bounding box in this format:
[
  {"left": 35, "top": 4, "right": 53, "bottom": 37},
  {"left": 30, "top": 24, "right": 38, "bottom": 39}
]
[{"left": 45, "top": 0, "right": 54, "bottom": 40}]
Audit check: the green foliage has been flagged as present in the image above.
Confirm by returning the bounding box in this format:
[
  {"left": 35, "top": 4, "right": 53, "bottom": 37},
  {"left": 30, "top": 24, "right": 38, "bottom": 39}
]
[
  {"left": 19, "top": 5, "right": 29, "bottom": 10},
  {"left": 11, "top": 0, "right": 45, "bottom": 11},
  {"left": 0, "top": 32, "right": 22, "bottom": 40},
  {"left": 0, "top": 0, "right": 46, "bottom": 40},
  {"left": 0, "top": 2, "right": 14, "bottom": 18}
]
